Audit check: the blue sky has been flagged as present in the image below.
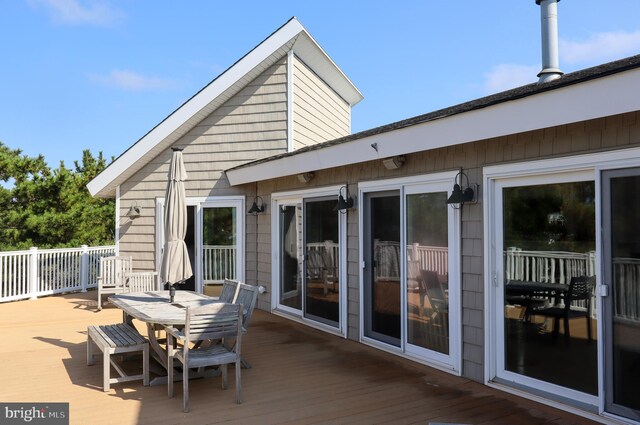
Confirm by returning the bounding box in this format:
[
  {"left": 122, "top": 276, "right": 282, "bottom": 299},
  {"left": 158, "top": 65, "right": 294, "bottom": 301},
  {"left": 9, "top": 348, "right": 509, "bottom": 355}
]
[{"left": 1, "top": 0, "right": 640, "bottom": 169}]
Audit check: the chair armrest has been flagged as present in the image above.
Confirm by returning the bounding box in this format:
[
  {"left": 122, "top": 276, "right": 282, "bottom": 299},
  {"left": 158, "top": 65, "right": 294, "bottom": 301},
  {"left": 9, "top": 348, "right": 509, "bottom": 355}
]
[{"left": 164, "top": 326, "right": 184, "bottom": 341}]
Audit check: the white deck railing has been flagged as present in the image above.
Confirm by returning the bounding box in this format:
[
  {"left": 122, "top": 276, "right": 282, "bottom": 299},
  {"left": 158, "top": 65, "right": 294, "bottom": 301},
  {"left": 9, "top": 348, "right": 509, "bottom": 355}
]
[
  {"left": 373, "top": 241, "right": 449, "bottom": 281},
  {"left": 0, "top": 245, "right": 116, "bottom": 302},
  {"left": 202, "top": 245, "right": 236, "bottom": 283},
  {"left": 504, "top": 247, "right": 596, "bottom": 284}
]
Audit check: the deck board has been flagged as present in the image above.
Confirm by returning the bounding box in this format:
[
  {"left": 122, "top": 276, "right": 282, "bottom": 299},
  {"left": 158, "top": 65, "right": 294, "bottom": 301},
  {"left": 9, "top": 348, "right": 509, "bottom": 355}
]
[{"left": 0, "top": 291, "right": 598, "bottom": 424}]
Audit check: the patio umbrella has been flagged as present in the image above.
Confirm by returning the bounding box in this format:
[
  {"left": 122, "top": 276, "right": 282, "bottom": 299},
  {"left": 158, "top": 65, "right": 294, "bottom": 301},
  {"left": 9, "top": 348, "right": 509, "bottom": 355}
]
[{"left": 160, "top": 147, "right": 193, "bottom": 303}]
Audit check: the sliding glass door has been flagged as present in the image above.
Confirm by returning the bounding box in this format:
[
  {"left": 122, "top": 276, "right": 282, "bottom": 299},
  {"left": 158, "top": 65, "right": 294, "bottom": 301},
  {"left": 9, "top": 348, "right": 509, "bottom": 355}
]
[
  {"left": 602, "top": 168, "right": 640, "bottom": 421},
  {"left": 490, "top": 171, "right": 598, "bottom": 406},
  {"left": 274, "top": 189, "right": 345, "bottom": 332},
  {"left": 363, "top": 191, "right": 401, "bottom": 346},
  {"left": 360, "top": 174, "right": 461, "bottom": 371}
]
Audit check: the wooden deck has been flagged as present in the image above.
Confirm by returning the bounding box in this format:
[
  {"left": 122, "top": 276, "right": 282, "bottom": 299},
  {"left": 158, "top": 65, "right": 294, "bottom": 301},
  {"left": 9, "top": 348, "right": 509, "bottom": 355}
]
[{"left": 0, "top": 291, "right": 597, "bottom": 425}]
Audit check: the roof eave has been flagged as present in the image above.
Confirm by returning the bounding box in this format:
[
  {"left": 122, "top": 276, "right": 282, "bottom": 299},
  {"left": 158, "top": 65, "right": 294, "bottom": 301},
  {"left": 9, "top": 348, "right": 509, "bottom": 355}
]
[{"left": 226, "top": 64, "right": 640, "bottom": 186}]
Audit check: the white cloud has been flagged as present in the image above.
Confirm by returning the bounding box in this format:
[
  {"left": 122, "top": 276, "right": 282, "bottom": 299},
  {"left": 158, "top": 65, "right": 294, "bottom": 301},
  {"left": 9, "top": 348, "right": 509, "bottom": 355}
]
[
  {"left": 88, "top": 70, "right": 178, "bottom": 91},
  {"left": 561, "top": 30, "right": 640, "bottom": 65},
  {"left": 482, "top": 64, "right": 539, "bottom": 95},
  {"left": 28, "top": 0, "right": 124, "bottom": 26}
]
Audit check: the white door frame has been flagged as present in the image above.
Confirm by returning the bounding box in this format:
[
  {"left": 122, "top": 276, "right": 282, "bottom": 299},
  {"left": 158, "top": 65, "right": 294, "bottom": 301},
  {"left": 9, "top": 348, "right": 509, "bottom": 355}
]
[
  {"left": 483, "top": 146, "right": 640, "bottom": 415},
  {"left": 358, "top": 171, "right": 462, "bottom": 373},
  {"left": 155, "top": 195, "right": 245, "bottom": 293},
  {"left": 271, "top": 185, "right": 347, "bottom": 337}
]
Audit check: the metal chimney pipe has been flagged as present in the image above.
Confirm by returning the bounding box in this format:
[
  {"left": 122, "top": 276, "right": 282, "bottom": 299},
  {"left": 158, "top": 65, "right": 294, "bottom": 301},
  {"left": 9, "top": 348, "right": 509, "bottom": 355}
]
[{"left": 536, "top": 0, "right": 563, "bottom": 83}]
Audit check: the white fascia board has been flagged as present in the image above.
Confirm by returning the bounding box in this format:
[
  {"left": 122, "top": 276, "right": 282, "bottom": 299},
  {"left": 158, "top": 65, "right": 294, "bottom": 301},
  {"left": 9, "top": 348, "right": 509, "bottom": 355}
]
[
  {"left": 227, "top": 67, "right": 640, "bottom": 186},
  {"left": 88, "top": 19, "right": 306, "bottom": 198}
]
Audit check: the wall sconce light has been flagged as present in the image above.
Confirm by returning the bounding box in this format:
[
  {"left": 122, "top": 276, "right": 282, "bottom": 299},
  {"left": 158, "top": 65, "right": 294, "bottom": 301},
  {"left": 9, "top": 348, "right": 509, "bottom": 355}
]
[
  {"left": 382, "top": 155, "right": 405, "bottom": 170},
  {"left": 297, "top": 172, "right": 314, "bottom": 183},
  {"left": 125, "top": 204, "right": 141, "bottom": 220},
  {"left": 248, "top": 196, "right": 266, "bottom": 215},
  {"left": 446, "top": 170, "right": 478, "bottom": 207},
  {"left": 334, "top": 185, "right": 354, "bottom": 213}
]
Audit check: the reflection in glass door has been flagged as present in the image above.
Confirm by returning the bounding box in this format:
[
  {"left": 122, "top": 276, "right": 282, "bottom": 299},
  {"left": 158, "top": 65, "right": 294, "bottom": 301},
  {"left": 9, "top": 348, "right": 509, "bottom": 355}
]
[
  {"left": 500, "top": 180, "right": 597, "bottom": 397},
  {"left": 603, "top": 169, "right": 640, "bottom": 421},
  {"left": 406, "top": 192, "right": 450, "bottom": 355},
  {"left": 202, "top": 206, "right": 236, "bottom": 286},
  {"left": 279, "top": 204, "right": 303, "bottom": 312},
  {"left": 304, "top": 198, "right": 340, "bottom": 327},
  {"left": 364, "top": 191, "right": 401, "bottom": 346}
]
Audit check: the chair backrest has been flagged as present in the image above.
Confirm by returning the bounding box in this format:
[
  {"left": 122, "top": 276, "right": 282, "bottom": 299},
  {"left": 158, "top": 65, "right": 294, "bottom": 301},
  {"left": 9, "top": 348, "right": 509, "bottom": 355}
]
[
  {"left": 99, "top": 256, "right": 132, "bottom": 289},
  {"left": 127, "top": 271, "right": 160, "bottom": 292},
  {"left": 219, "top": 279, "right": 240, "bottom": 303},
  {"left": 566, "top": 275, "right": 595, "bottom": 310},
  {"left": 305, "top": 250, "right": 325, "bottom": 279},
  {"left": 234, "top": 282, "right": 259, "bottom": 329},
  {"left": 183, "top": 303, "right": 242, "bottom": 351},
  {"left": 420, "top": 269, "right": 448, "bottom": 310}
]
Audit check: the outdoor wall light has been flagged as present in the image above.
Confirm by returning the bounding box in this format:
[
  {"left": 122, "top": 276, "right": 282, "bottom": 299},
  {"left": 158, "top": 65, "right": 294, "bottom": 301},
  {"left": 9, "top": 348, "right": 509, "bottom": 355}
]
[
  {"left": 382, "top": 155, "right": 405, "bottom": 170},
  {"left": 446, "top": 170, "right": 478, "bottom": 207},
  {"left": 334, "top": 185, "right": 354, "bottom": 213},
  {"left": 125, "top": 203, "right": 141, "bottom": 220},
  {"left": 248, "top": 196, "right": 266, "bottom": 215},
  {"left": 297, "top": 172, "right": 315, "bottom": 183}
]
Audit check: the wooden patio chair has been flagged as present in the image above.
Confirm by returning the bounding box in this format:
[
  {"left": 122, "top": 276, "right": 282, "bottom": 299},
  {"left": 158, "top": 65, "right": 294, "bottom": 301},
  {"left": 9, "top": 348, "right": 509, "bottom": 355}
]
[
  {"left": 97, "top": 256, "right": 132, "bottom": 310},
  {"left": 218, "top": 279, "right": 241, "bottom": 303},
  {"left": 127, "top": 271, "right": 161, "bottom": 292},
  {"left": 166, "top": 303, "right": 243, "bottom": 412}
]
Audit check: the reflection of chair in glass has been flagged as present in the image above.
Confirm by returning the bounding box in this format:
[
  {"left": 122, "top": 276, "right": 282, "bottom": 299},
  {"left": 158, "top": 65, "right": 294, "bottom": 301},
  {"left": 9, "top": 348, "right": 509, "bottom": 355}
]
[
  {"left": 532, "top": 276, "right": 595, "bottom": 341},
  {"left": 419, "top": 269, "right": 449, "bottom": 352},
  {"left": 306, "top": 249, "right": 338, "bottom": 295}
]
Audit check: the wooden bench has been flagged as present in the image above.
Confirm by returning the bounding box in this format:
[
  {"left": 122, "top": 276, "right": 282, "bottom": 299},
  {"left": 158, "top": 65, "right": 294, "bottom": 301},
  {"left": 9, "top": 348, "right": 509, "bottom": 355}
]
[{"left": 87, "top": 323, "right": 149, "bottom": 392}]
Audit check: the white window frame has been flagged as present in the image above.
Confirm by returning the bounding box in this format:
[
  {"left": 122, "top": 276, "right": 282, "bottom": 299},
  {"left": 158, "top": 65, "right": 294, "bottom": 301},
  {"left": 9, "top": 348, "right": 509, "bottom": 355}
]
[
  {"left": 156, "top": 195, "right": 245, "bottom": 293},
  {"left": 271, "top": 185, "right": 348, "bottom": 337},
  {"left": 483, "top": 146, "right": 640, "bottom": 415},
  {"left": 358, "top": 170, "right": 462, "bottom": 374}
]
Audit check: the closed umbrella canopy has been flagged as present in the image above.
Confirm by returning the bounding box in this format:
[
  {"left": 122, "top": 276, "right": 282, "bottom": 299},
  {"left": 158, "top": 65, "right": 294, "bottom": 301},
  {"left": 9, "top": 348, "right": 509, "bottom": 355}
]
[{"left": 160, "top": 148, "right": 193, "bottom": 287}]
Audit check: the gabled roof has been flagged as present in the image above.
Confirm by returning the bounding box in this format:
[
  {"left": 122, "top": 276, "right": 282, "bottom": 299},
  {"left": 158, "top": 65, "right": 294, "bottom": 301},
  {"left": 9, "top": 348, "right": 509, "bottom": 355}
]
[
  {"left": 88, "top": 17, "right": 363, "bottom": 198},
  {"left": 226, "top": 54, "right": 640, "bottom": 186}
]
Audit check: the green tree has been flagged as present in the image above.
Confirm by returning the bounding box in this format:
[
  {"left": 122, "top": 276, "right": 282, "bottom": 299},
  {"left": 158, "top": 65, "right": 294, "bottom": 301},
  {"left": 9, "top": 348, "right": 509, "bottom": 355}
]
[{"left": 0, "top": 141, "right": 115, "bottom": 250}]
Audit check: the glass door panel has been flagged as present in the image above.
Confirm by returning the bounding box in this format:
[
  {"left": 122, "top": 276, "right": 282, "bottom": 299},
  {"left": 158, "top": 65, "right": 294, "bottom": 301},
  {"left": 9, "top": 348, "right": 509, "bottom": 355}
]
[
  {"left": 364, "top": 191, "right": 401, "bottom": 346},
  {"left": 202, "top": 206, "right": 236, "bottom": 285},
  {"left": 279, "top": 204, "right": 303, "bottom": 311},
  {"left": 603, "top": 169, "right": 640, "bottom": 421},
  {"left": 501, "top": 181, "right": 597, "bottom": 395},
  {"left": 304, "top": 198, "right": 340, "bottom": 326},
  {"left": 406, "top": 192, "right": 449, "bottom": 354}
]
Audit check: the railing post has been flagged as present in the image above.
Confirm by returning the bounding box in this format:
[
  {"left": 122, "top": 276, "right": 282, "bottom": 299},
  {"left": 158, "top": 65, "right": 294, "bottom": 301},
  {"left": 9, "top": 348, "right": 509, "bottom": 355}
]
[
  {"left": 29, "top": 247, "right": 38, "bottom": 300},
  {"left": 80, "top": 245, "right": 89, "bottom": 292}
]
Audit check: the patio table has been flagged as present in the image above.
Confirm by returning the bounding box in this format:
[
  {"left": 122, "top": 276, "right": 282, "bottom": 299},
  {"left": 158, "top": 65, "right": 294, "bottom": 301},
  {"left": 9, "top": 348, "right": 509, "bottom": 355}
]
[{"left": 108, "top": 290, "right": 233, "bottom": 385}]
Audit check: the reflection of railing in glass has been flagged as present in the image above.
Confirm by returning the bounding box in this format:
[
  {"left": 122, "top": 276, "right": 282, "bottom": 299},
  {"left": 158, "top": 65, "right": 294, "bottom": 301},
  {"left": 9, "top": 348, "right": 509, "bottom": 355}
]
[
  {"left": 373, "top": 241, "right": 449, "bottom": 282},
  {"left": 613, "top": 258, "right": 640, "bottom": 322},
  {"left": 504, "top": 247, "right": 596, "bottom": 284},
  {"left": 202, "top": 245, "right": 236, "bottom": 283}
]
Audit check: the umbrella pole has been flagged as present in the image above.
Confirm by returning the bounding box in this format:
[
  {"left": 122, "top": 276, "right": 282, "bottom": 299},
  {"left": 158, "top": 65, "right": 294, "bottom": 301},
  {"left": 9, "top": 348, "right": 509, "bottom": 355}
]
[{"left": 169, "top": 285, "right": 176, "bottom": 303}]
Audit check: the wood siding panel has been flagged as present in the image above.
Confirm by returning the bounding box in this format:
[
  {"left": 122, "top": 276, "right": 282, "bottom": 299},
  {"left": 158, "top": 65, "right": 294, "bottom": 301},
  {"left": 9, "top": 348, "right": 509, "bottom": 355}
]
[
  {"left": 118, "top": 57, "right": 288, "bottom": 272},
  {"left": 292, "top": 55, "right": 350, "bottom": 150}
]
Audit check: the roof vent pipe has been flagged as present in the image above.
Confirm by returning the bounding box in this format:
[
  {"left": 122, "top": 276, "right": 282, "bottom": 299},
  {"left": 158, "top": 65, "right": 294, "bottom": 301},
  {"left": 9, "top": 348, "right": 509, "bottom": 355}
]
[{"left": 536, "top": 0, "right": 563, "bottom": 83}]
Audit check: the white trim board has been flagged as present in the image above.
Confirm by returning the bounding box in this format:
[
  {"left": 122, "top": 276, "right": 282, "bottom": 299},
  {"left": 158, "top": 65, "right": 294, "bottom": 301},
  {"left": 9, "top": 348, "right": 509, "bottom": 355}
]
[{"left": 227, "top": 66, "right": 640, "bottom": 186}]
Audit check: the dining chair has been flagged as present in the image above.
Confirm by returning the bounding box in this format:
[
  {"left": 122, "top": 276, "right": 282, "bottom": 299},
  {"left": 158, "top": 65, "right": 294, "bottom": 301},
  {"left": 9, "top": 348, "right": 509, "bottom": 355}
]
[
  {"left": 97, "top": 256, "right": 132, "bottom": 310},
  {"left": 127, "top": 271, "right": 160, "bottom": 292},
  {"left": 531, "top": 275, "right": 595, "bottom": 341},
  {"left": 233, "top": 282, "right": 259, "bottom": 368},
  {"left": 219, "top": 279, "right": 240, "bottom": 303},
  {"left": 166, "top": 303, "right": 243, "bottom": 412}
]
